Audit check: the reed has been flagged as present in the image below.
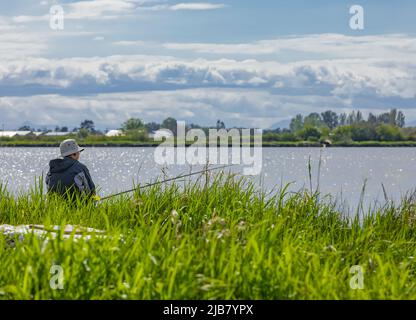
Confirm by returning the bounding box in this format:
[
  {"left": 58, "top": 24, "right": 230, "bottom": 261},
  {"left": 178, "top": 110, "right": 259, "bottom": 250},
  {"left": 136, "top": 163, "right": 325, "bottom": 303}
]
[{"left": 0, "top": 172, "right": 415, "bottom": 299}]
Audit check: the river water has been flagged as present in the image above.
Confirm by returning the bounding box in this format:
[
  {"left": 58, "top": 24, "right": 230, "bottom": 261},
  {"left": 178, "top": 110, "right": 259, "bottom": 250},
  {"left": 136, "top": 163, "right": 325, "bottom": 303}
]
[{"left": 1, "top": 147, "right": 415, "bottom": 214}]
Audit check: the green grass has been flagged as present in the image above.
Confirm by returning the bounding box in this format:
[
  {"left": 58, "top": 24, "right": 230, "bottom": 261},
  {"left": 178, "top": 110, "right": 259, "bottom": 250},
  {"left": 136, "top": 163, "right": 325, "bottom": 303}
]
[{"left": 0, "top": 173, "right": 416, "bottom": 299}]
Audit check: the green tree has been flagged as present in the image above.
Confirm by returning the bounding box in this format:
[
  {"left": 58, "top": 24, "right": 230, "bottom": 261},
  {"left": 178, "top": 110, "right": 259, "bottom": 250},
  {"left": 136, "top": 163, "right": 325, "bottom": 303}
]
[
  {"left": 145, "top": 122, "right": 161, "bottom": 133},
  {"left": 347, "top": 112, "right": 355, "bottom": 125},
  {"left": 127, "top": 129, "right": 147, "bottom": 141},
  {"left": 321, "top": 110, "right": 339, "bottom": 130},
  {"left": 377, "top": 112, "right": 390, "bottom": 124},
  {"left": 161, "top": 117, "right": 178, "bottom": 135},
  {"left": 347, "top": 111, "right": 364, "bottom": 125},
  {"left": 289, "top": 114, "right": 304, "bottom": 133},
  {"left": 388, "top": 109, "right": 397, "bottom": 126},
  {"left": 367, "top": 113, "right": 378, "bottom": 125},
  {"left": 77, "top": 128, "right": 89, "bottom": 139},
  {"left": 80, "top": 120, "right": 95, "bottom": 133},
  {"left": 304, "top": 113, "right": 324, "bottom": 128},
  {"left": 333, "top": 125, "right": 353, "bottom": 143},
  {"left": 339, "top": 113, "right": 347, "bottom": 126},
  {"left": 121, "top": 118, "right": 146, "bottom": 141},
  {"left": 376, "top": 124, "right": 403, "bottom": 141},
  {"left": 298, "top": 126, "right": 322, "bottom": 141},
  {"left": 350, "top": 124, "right": 377, "bottom": 141},
  {"left": 122, "top": 118, "right": 144, "bottom": 131},
  {"left": 356, "top": 110, "right": 363, "bottom": 123}
]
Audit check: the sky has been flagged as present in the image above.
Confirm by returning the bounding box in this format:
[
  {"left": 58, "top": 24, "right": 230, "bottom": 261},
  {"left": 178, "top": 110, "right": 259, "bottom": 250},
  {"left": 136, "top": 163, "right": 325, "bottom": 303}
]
[{"left": 0, "top": 0, "right": 415, "bottom": 130}]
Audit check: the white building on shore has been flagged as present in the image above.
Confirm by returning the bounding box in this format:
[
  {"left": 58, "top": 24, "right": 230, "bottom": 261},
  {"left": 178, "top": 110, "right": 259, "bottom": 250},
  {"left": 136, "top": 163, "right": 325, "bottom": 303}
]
[
  {"left": 0, "top": 131, "right": 32, "bottom": 137},
  {"left": 148, "top": 129, "right": 174, "bottom": 140},
  {"left": 43, "top": 132, "right": 72, "bottom": 137},
  {"left": 105, "top": 129, "right": 124, "bottom": 137}
]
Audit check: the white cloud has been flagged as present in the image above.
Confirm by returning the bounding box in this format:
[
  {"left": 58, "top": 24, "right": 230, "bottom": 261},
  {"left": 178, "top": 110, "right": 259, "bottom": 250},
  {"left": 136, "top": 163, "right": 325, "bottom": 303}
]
[
  {"left": 0, "top": 26, "right": 48, "bottom": 58},
  {"left": 10, "top": 0, "right": 227, "bottom": 23},
  {"left": 0, "top": 25, "right": 98, "bottom": 59},
  {"left": 10, "top": 0, "right": 140, "bottom": 22},
  {"left": 114, "top": 40, "right": 151, "bottom": 46},
  {"left": 66, "top": 0, "right": 136, "bottom": 19},
  {"left": 2, "top": 88, "right": 414, "bottom": 130},
  {"left": 0, "top": 53, "right": 415, "bottom": 99},
  {"left": 163, "top": 34, "right": 416, "bottom": 60},
  {"left": 169, "top": 3, "right": 227, "bottom": 10},
  {"left": 0, "top": 89, "right": 360, "bottom": 129},
  {"left": 13, "top": 15, "right": 49, "bottom": 23},
  {"left": 0, "top": 31, "right": 415, "bottom": 128}
]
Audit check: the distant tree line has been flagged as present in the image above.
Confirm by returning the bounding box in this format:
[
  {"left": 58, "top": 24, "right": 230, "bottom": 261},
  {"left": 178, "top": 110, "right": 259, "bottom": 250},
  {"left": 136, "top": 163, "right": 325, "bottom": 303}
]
[
  {"left": 288, "top": 109, "right": 405, "bottom": 132},
  {"left": 264, "top": 109, "right": 415, "bottom": 143},
  {"left": 10, "top": 109, "right": 416, "bottom": 143},
  {"left": 13, "top": 117, "right": 232, "bottom": 141}
]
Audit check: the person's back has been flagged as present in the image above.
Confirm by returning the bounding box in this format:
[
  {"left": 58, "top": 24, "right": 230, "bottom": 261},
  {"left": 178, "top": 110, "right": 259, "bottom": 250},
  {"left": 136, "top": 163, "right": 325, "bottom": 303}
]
[{"left": 46, "top": 139, "right": 95, "bottom": 199}]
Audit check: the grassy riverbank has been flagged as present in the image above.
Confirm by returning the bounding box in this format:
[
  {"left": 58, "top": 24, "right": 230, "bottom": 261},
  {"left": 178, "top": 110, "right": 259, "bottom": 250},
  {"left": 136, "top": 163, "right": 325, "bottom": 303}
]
[{"left": 1, "top": 174, "right": 416, "bottom": 299}]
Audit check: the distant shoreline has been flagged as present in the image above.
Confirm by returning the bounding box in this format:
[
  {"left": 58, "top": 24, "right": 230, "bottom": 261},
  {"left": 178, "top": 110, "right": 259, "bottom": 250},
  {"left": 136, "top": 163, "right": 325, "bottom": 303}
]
[{"left": 1, "top": 142, "right": 416, "bottom": 147}]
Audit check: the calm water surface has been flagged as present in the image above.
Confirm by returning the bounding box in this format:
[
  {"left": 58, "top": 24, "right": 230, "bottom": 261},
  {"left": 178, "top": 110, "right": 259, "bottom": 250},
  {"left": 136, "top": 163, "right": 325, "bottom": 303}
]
[{"left": 1, "top": 147, "right": 415, "bottom": 213}]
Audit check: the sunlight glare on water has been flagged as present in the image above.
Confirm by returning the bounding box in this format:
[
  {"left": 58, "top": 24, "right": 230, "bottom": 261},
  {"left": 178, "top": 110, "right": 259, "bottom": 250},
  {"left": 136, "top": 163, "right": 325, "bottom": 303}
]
[{"left": 1, "top": 147, "right": 415, "bottom": 214}]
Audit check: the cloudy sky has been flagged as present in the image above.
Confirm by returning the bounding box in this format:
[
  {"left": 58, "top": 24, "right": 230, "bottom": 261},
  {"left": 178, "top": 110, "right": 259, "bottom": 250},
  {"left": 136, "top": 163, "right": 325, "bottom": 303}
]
[{"left": 0, "top": 0, "right": 415, "bottom": 130}]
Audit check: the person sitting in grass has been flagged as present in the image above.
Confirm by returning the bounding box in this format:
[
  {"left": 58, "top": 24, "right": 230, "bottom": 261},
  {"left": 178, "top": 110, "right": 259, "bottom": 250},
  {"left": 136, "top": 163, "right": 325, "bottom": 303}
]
[{"left": 46, "top": 139, "right": 96, "bottom": 199}]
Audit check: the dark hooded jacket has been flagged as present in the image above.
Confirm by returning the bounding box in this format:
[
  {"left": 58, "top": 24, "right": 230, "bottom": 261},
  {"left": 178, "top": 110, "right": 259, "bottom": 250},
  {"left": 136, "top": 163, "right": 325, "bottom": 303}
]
[{"left": 45, "top": 157, "right": 95, "bottom": 198}]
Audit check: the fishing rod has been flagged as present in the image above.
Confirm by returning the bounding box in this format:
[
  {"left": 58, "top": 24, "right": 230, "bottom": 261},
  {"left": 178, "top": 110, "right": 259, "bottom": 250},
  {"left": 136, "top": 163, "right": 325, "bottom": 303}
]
[{"left": 98, "top": 164, "right": 234, "bottom": 201}]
